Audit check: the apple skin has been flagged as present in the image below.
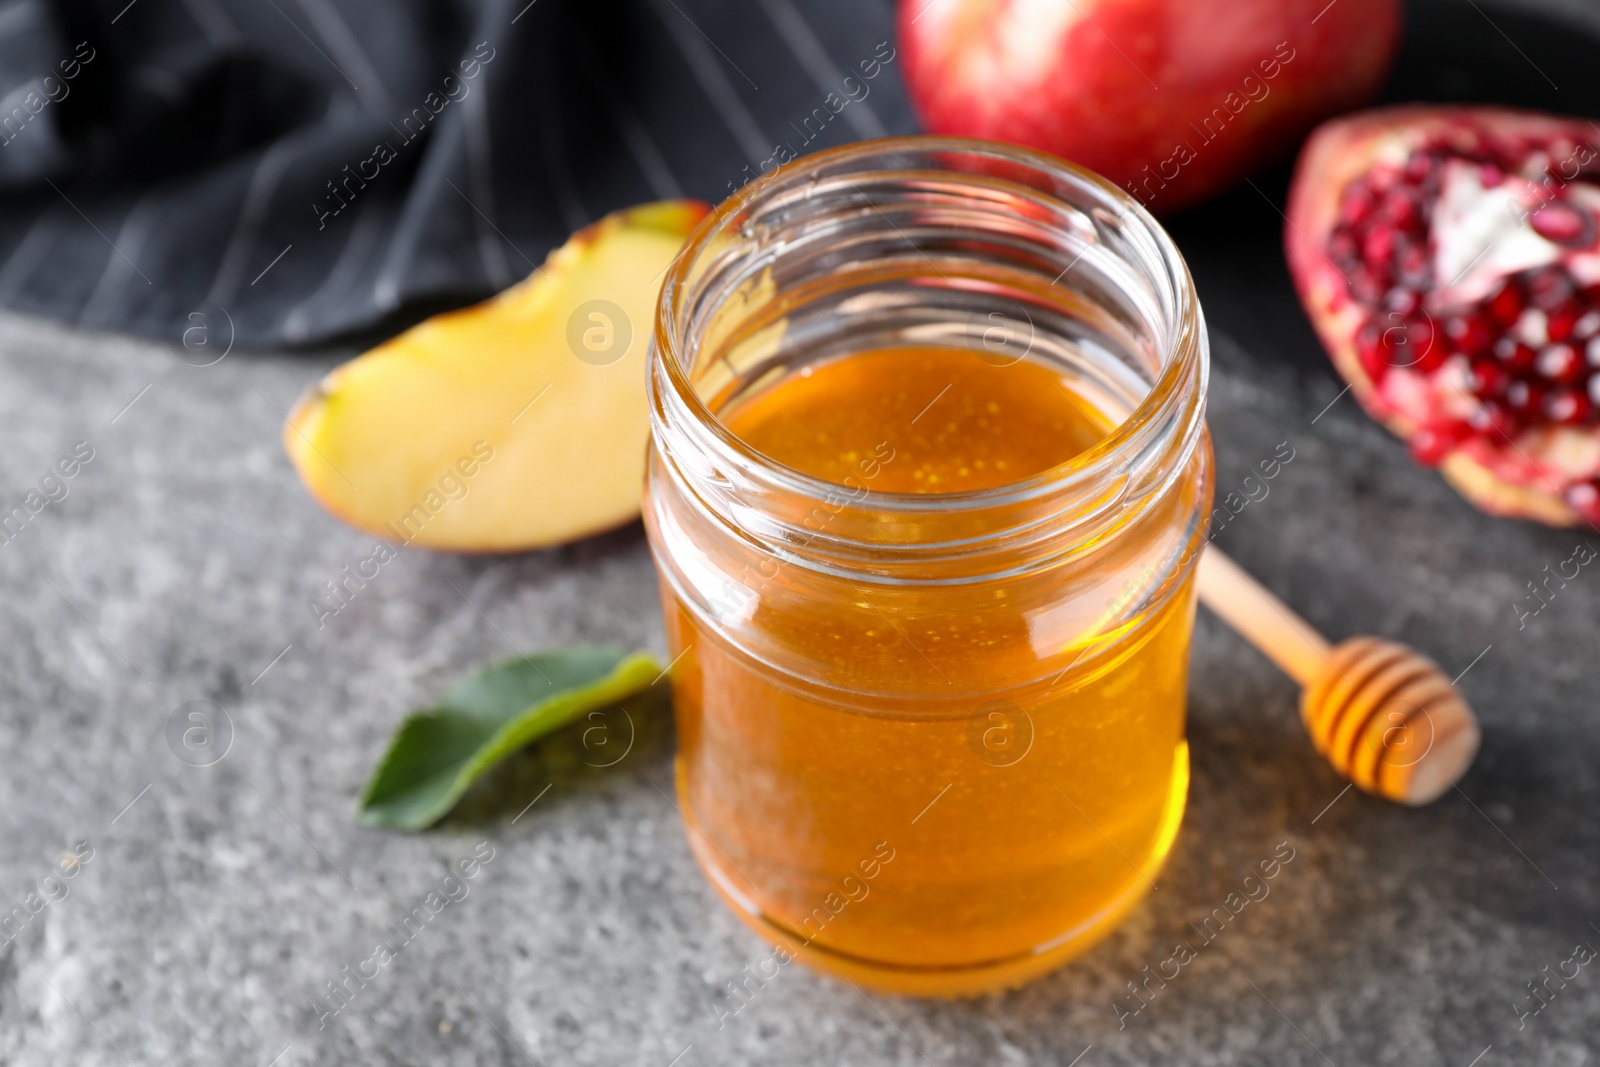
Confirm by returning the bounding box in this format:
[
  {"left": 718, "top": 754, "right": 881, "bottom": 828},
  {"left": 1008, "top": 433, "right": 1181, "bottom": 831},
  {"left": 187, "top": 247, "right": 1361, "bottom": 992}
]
[{"left": 898, "top": 0, "right": 1402, "bottom": 213}]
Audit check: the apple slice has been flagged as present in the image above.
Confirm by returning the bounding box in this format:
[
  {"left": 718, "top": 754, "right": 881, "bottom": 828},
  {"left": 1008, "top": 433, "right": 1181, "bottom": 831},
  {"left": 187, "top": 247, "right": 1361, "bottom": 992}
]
[{"left": 285, "top": 200, "right": 710, "bottom": 552}]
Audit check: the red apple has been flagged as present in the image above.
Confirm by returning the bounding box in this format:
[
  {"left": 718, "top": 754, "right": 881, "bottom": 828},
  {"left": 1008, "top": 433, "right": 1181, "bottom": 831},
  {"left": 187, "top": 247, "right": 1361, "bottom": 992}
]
[{"left": 898, "top": 0, "right": 1402, "bottom": 212}]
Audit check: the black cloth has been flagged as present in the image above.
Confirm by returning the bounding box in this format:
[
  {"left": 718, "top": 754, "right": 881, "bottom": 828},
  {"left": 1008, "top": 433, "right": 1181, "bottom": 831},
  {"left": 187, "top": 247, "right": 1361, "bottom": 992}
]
[{"left": 0, "top": 0, "right": 912, "bottom": 349}]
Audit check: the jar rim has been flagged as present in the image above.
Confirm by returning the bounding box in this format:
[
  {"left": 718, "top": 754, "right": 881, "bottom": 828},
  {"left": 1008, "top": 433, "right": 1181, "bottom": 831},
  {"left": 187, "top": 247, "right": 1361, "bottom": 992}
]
[{"left": 652, "top": 134, "right": 1207, "bottom": 527}]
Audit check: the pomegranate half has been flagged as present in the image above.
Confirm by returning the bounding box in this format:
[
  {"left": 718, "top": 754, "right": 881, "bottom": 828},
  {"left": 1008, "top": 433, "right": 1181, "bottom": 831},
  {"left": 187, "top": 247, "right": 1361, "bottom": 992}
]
[{"left": 1286, "top": 106, "right": 1600, "bottom": 527}]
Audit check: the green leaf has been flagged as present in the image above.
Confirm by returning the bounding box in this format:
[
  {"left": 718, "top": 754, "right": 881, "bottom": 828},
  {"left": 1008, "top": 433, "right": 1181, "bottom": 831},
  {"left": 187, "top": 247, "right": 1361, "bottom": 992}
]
[{"left": 357, "top": 646, "right": 661, "bottom": 830}]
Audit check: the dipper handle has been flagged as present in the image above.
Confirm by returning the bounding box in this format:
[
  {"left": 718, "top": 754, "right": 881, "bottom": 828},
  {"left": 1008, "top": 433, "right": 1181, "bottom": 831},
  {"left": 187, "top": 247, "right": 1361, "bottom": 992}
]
[
  {"left": 1195, "top": 546, "right": 1480, "bottom": 806},
  {"left": 1195, "top": 547, "right": 1331, "bottom": 685}
]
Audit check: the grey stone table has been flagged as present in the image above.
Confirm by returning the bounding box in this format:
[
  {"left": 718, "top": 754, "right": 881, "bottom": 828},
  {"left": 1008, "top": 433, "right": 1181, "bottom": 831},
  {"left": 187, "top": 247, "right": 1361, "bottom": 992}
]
[
  {"left": 0, "top": 284, "right": 1597, "bottom": 1067},
  {"left": 7, "top": 0, "right": 1600, "bottom": 1058}
]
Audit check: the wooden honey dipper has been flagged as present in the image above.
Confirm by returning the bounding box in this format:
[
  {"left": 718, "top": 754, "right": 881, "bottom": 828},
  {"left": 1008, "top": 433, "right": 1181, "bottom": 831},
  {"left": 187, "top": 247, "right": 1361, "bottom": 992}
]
[{"left": 1195, "top": 547, "right": 1481, "bottom": 805}]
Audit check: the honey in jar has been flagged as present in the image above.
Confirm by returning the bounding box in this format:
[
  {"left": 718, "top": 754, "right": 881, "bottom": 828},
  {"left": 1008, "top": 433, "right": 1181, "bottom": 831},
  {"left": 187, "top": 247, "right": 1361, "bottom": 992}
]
[{"left": 646, "top": 138, "right": 1211, "bottom": 995}]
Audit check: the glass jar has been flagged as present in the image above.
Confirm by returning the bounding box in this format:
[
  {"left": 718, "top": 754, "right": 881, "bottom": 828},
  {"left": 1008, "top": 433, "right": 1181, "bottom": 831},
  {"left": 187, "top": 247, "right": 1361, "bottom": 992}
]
[{"left": 645, "top": 137, "right": 1211, "bottom": 996}]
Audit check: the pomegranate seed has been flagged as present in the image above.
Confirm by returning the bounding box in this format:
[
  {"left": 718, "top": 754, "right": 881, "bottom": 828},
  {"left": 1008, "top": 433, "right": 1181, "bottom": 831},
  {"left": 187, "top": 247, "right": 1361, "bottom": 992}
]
[
  {"left": 1385, "top": 288, "right": 1421, "bottom": 316},
  {"left": 1404, "top": 153, "right": 1434, "bottom": 181},
  {"left": 1363, "top": 228, "right": 1398, "bottom": 266},
  {"left": 1488, "top": 281, "right": 1525, "bottom": 326},
  {"left": 1379, "top": 325, "right": 1405, "bottom": 369},
  {"left": 1350, "top": 272, "right": 1385, "bottom": 305},
  {"left": 1562, "top": 480, "right": 1600, "bottom": 525},
  {"left": 1339, "top": 183, "right": 1376, "bottom": 226},
  {"left": 1507, "top": 379, "right": 1546, "bottom": 413},
  {"left": 1537, "top": 343, "right": 1585, "bottom": 383},
  {"left": 1443, "top": 313, "right": 1493, "bottom": 357},
  {"left": 1356, "top": 323, "right": 1389, "bottom": 380},
  {"left": 1514, "top": 310, "right": 1551, "bottom": 348},
  {"left": 1405, "top": 316, "right": 1435, "bottom": 358},
  {"left": 1397, "top": 246, "right": 1431, "bottom": 289},
  {"left": 1526, "top": 265, "right": 1577, "bottom": 310},
  {"left": 1529, "top": 200, "right": 1596, "bottom": 248},
  {"left": 1470, "top": 399, "right": 1520, "bottom": 439},
  {"left": 1544, "top": 388, "right": 1593, "bottom": 424},
  {"left": 1416, "top": 345, "right": 1447, "bottom": 375},
  {"left": 1378, "top": 317, "right": 1436, "bottom": 371},
  {"left": 1575, "top": 310, "right": 1600, "bottom": 338},
  {"left": 1479, "top": 163, "right": 1505, "bottom": 187},
  {"left": 1409, "top": 421, "right": 1470, "bottom": 466},
  {"left": 1588, "top": 373, "right": 1600, "bottom": 406},
  {"left": 1330, "top": 232, "right": 1359, "bottom": 264},
  {"left": 1381, "top": 189, "right": 1422, "bottom": 230},
  {"left": 1469, "top": 357, "right": 1510, "bottom": 397},
  {"left": 1548, "top": 305, "right": 1580, "bottom": 342},
  {"left": 1494, "top": 336, "right": 1537, "bottom": 372}
]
